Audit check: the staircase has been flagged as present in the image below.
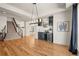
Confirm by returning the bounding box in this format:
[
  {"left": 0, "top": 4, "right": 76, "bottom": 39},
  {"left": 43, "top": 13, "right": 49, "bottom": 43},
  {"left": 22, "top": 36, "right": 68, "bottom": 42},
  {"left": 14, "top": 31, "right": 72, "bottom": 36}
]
[
  {"left": 7, "top": 21, "right": 16, "bottom": 33},
  {"left": 0, "top": 18, "right": 23, "bottom": 41},
  {"left": 5, "top": 21, "right": 21, "bottom": 40},
  {"left": 0, "top": 26, "right": 6, "bottom": 41}
]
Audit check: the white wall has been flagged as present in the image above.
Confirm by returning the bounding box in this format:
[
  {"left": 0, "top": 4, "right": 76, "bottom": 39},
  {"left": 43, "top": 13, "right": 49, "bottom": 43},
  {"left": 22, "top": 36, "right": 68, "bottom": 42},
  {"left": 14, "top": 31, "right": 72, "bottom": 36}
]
[
  {"left": 53, "top": 7, "right": 72, "bottom": 45},
  {"left": 66, "top": 3, "right": 72, "bottom": 8},
  {"left": 66, "top": 7, "right": 72, "bottom": 45},
  {"left": 0, "top": 16, "right": 7, "bottom": 32}
]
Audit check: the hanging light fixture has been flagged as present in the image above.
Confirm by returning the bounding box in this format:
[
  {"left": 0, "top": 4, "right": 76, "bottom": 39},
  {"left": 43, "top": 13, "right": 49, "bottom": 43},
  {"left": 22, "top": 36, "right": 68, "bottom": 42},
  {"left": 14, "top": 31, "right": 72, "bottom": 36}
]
[{"left": 30, "top": 3, "right": 42, "bottom": 26}]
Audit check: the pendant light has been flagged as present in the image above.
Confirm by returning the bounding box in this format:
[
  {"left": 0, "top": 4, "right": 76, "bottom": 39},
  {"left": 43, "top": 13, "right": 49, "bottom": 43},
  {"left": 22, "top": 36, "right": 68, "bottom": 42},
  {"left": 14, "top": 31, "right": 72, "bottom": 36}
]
[{"left": 30, "top": 3, "right": 42, "bottom": 26}]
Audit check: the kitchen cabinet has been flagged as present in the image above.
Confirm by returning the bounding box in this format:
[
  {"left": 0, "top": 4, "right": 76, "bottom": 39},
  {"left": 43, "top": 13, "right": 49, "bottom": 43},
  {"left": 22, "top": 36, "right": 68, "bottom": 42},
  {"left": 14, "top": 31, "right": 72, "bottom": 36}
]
[
  {"left": 38, "top": 32, "right": 45, "bottom": 40},
  {"left": 49, "top": 16, "right": 53, "bottom": 26},
  {"left": 38, "top": 32, "right": 53, "bottom": 42},
  {"left": 47, "top": 33, "right": 53, "bottom": 42}
]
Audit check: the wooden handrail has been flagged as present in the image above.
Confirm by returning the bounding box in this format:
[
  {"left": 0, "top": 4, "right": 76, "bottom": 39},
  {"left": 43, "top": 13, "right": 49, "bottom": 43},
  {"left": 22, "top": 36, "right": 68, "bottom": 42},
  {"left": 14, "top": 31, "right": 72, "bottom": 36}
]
[
  {"left": 13, "top": 18, "right": 18, "bottom": 27},
  {"left": 12, "top": 18, "right": 23, "bottom": 37},
  {"left": 13, "top": 18, "right": 23, "bottom": 32}
]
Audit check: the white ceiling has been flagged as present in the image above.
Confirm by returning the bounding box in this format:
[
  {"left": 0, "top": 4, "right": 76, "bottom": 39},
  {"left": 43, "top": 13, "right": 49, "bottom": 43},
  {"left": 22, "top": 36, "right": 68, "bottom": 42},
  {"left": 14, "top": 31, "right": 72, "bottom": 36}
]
[
  {"left": 8, "top": 3, "right": 66, "bottom": 16},
  {"left": 0, "top": 7, "right": 28, "bottom": 21},
  {"left": 0, "top": 3, "right": 66, "bottom": 21}
]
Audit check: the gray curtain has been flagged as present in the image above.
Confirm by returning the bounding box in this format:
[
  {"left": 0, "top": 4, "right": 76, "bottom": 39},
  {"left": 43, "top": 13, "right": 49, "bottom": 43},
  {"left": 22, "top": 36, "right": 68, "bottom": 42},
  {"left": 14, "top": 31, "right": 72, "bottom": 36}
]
[{"left": 69, "top": 4, "right": 77, "bottom": 55}]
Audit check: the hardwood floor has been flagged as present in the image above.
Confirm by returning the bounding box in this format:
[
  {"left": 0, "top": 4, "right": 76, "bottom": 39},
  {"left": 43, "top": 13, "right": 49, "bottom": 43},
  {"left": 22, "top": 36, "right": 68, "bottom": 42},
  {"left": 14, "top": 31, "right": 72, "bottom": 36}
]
[{"left": 0, "top": 36, "right": 75, "bottom": 56}]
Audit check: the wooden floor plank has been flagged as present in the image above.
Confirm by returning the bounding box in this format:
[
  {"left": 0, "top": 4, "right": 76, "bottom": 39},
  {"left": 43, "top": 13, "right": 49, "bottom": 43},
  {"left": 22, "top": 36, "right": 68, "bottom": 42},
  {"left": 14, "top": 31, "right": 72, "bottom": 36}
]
[{"left": 0, "top": 36, "right": 75, "bottom": 56}]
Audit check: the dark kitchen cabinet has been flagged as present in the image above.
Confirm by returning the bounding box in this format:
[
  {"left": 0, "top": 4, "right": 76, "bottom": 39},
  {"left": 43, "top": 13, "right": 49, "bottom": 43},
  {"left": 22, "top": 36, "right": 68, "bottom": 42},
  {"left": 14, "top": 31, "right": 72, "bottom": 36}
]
[
  {"left": 38, "top": 32, "right": 53, "bottom": 42},
  {"left": 49, "top": 16, "right": 53, "bottom": 26},
  {"left": 38, "top": 32, "right": 45, "bottom": 40},
  {"left": 47, "top": 33, "right": 53, "bottom": 42}
]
